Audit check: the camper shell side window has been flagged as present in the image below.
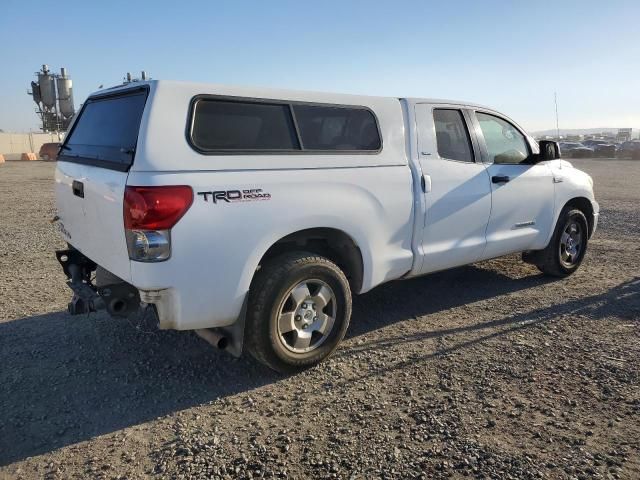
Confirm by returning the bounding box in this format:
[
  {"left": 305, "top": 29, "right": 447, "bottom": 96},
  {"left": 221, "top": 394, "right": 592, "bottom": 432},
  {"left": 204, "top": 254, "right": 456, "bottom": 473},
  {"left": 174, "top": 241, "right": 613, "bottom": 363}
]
[{"left": 188, "top": 96, "right": 382, "bottom": 155}]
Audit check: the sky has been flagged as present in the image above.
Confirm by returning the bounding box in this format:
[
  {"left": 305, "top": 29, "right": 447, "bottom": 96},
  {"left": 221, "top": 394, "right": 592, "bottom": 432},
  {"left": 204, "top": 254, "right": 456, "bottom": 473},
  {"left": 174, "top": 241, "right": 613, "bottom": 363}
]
[{"left": 1, "top": 0, "right": 639, "bottom": 133}]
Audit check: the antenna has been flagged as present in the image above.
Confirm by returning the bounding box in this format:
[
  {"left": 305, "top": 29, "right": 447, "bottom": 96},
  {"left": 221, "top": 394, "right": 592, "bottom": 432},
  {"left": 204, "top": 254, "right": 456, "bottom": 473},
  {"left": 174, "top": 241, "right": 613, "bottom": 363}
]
[{"left": 554, "top": 92, "right": 560, "bottom": 140}]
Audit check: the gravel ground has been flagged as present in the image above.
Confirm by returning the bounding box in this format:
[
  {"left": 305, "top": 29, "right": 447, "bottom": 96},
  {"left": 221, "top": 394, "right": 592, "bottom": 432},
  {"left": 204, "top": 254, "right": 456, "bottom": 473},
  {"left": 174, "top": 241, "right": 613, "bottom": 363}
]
[{"left": 0, "top": 159, "right": 638, "bottom": 479}]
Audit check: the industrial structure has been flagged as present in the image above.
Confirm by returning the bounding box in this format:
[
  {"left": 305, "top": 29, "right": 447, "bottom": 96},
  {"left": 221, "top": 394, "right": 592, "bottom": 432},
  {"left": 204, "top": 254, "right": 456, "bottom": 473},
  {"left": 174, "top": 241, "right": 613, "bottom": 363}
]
[{"left": 28, "top": 65, "right": 76, "bottom": 133}]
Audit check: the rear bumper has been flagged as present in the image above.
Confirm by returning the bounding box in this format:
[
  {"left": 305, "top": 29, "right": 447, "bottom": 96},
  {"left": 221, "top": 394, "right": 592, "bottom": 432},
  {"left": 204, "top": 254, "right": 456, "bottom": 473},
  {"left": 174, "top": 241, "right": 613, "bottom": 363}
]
[
  {"left": 136, "top": 284, "right": 246, "bottom": 332},
  {"left": 138, "top": 288, "right": 179, "bottom": 329},
  {"left": 591, "top": 201, "right": 599, "bottom": 238},
  {"left": 56, "top": 249, "right": 246, "bottom": 356},
  {"left": 138, "top": 287, "right": 246, "bottom": 357},
  {"left": 57, "top": 245, "right": 246, "bottom": 332}
]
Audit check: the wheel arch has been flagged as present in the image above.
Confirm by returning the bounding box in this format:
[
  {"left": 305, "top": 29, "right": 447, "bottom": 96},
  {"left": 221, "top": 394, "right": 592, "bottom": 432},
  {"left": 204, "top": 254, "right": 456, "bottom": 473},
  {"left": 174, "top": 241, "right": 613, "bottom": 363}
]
[
  {"left": 255, "top": 227, "right": 365, "bottom": 294},
  {"left": 564, "top": 196, "right": 594, "bottom": 237}
]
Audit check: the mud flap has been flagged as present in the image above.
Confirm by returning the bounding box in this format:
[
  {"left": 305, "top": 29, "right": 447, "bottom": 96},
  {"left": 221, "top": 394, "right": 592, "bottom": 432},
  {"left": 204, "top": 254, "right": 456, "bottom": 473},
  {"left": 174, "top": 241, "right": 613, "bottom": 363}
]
[{"left": 215, "top": 297, "right": 248, "bottom": 358}]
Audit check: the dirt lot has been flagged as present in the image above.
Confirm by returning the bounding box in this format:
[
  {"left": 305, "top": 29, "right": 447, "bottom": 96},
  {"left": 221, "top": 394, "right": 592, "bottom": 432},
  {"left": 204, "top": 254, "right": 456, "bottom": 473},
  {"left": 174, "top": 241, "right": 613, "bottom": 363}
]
[{"left": 0, "top": 159, "right": 638, "bottom": 479}]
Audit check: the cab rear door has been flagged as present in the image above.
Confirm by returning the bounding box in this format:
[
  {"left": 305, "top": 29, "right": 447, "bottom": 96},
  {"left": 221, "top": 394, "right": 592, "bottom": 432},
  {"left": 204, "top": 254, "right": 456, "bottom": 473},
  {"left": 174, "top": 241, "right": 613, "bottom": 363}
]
[{"left": 414, "top": 104, "right": 492, "bottom": 274}]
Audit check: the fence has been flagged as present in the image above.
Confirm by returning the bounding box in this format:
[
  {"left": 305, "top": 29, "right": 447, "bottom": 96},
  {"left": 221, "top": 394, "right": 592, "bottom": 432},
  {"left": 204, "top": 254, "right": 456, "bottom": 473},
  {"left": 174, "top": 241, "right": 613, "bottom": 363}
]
[{"left": 0, "top": 132, "right": 64, "bottom": 160}]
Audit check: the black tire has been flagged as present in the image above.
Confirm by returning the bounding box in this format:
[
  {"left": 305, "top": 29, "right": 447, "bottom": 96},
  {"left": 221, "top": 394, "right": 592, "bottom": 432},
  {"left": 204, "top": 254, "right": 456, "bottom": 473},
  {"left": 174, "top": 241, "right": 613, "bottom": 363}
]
[
  {"left": 245, "top": 252, "right": 352, "bottom": 373},
  {"left": 524, "top": 208, "right": 589, "bottom": 277}
]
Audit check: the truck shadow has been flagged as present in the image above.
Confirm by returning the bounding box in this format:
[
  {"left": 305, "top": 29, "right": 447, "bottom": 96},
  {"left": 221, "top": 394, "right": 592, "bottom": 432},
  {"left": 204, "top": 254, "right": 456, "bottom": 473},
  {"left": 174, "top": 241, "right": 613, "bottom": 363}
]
[
  {"left": 0, "top": 265, "right": 637, "bottom": 466},
  {"left": 344, "top": 276, "right": 639, "bottom": 373},
  {"left": 0, "top": 311, "right": 274, "bottom": 466},
  {"left": 348, "top": 260, "right": 554, "bottom": 339}
]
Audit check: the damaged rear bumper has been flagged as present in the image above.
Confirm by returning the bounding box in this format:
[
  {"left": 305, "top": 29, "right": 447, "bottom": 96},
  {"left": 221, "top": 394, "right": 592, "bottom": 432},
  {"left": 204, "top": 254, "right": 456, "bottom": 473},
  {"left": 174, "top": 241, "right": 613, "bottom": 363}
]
[{"left": 55, "top": 248, "right": 246, "bottom": 357}]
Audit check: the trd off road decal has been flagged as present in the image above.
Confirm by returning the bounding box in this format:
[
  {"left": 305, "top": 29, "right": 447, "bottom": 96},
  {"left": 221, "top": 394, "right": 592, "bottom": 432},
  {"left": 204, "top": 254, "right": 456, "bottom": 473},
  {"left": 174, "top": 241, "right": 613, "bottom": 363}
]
[{"left": 197, "top": 188, "right": 271, "bottom": 204}]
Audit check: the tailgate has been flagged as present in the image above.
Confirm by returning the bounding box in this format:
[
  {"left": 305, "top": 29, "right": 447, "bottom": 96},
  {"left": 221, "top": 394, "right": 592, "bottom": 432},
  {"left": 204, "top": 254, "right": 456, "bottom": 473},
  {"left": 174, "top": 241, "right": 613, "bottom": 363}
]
[
  {"left": 55, "top": 162, "right": 131, "bottom": 280},
  {"left": 54, "top": 86, "right": 149, "bottom": 281}
]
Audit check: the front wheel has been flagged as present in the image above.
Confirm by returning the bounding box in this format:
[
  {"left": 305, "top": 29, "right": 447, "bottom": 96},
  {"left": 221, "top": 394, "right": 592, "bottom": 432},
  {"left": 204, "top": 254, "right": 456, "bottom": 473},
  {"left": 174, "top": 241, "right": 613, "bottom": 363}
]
[
  {"left": 524, "top": 208, "right": 589, "bottom": 277},
  {"left": 245, "top": 252, "right": 352, "bottom": 373}
]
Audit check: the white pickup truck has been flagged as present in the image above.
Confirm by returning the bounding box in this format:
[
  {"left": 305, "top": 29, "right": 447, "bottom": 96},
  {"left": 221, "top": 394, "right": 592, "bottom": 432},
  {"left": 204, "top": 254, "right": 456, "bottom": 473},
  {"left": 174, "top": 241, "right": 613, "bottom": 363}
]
[{"left": 54, "top": 80, "right": 598, "bottom": 372}]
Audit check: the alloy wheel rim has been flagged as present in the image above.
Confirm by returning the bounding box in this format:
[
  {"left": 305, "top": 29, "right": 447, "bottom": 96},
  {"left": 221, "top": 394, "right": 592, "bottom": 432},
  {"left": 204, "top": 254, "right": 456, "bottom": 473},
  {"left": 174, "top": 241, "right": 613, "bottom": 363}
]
[
  {"left": 559, "top": 220, "right": 583, "bottom": 268},
  {"left": 276, "top": 279, "right": 337, "bottom": 354}
]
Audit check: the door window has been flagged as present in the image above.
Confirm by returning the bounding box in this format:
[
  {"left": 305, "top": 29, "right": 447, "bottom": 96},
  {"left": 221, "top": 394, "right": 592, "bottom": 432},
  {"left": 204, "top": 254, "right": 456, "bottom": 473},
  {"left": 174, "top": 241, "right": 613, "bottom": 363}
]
[
  {"left": 433, "top": 109, "right": 474, "bottom": 162},
  {"left": 476, "top": 112, "right": 530, "bottom": 164}
]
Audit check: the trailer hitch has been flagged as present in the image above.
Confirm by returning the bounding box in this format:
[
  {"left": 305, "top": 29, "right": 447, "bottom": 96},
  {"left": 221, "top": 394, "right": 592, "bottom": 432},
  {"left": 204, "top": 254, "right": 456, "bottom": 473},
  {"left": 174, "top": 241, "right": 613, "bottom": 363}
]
[
  {"left": 56, "top": 249, "right": 140, "bottom": 317},
  {"left": 56, "top": 249, "right": 101, "bottom": 315}
]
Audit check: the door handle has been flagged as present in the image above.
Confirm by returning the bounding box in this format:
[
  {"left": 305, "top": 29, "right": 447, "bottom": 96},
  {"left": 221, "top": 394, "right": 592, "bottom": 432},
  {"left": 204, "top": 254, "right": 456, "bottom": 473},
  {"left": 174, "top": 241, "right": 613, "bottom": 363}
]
[
  {"left": 72, "top": 180, "right": 84, "bottom": 198},
  {"left": 491, "top": 175, "right": 510, "bottom": 184},
  {"left": 421, "top": 174, "right": 432, "bottom": 193}
]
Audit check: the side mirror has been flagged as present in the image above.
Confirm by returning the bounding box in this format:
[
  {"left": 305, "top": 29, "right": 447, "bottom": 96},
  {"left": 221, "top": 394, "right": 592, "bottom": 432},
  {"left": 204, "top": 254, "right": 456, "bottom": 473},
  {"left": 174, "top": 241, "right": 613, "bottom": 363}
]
[{"left": 538, "top": 140, "right": 560, "bottom": 161}]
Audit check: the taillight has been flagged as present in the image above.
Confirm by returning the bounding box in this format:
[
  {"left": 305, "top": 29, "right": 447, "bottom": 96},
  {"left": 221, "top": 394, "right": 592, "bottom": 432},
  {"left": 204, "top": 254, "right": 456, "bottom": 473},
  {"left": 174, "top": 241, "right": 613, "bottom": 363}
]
[
  {"left": 123, "top": 186, "right": 193, "bottom": 262},
  {"left": 124, "top": 186, "right": 193, "bottom": 230}
]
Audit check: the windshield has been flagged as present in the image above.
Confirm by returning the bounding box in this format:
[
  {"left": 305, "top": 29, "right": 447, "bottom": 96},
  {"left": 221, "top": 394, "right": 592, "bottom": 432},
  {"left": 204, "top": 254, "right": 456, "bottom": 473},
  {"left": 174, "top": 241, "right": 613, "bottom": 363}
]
[{"left": 60, "top": 87, "right": 148, "bottom": 171}]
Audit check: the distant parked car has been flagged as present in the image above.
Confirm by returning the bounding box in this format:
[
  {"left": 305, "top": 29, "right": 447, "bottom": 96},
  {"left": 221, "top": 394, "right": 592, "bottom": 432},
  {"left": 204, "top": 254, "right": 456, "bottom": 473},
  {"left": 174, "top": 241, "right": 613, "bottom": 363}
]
[
  {"left": 582, "top": 140, "right": 616, "bottom": 158},
  {"left": 593, "top": 144, "right": 616, "bottom": 157},
  {"left": 39, "top": 142, "right": 61, "bottom": 161},
  {"left": 559, "top": 142, "right": 594, "bottom": 158},
  {"left": 616, "top": 141, "right": 640, "bottom": 159}
]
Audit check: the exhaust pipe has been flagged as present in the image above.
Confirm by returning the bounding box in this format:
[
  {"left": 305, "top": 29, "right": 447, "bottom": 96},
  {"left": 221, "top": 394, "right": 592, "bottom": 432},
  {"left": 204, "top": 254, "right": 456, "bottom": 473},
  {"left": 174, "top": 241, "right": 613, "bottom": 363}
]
[
  {"left": 108, "top": 298, "right": 128, "bottom": 316},
  {"left": 195, "top": 329, "right": 229, "bottom": 350}
]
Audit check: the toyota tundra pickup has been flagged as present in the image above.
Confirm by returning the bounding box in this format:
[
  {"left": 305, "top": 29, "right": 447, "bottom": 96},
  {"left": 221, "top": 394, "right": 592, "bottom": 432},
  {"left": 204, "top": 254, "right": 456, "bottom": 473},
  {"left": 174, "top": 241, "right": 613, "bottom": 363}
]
[{"left": 54, "top": 80, "right": 598, "bottom": 372}]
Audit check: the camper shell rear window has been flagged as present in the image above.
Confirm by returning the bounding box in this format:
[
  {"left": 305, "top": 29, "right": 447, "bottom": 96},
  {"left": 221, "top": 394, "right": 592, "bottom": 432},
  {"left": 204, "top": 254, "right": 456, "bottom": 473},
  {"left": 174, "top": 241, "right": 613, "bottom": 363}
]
[
  {"left": 188, "top": 96, "right": 382, "bottom": 154},
  {"left": 59, "top": 86, "right": 148, "bottom": 171}
]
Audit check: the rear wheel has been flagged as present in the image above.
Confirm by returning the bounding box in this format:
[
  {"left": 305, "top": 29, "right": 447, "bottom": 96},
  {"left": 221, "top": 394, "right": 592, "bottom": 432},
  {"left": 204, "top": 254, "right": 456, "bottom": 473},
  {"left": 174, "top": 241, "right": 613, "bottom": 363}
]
[
  {"left": 523, "top": 208, "right": 589, "bottom": 277},
  {"left": 246, "top": 252, "right": 352, "bottom": 373}
]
